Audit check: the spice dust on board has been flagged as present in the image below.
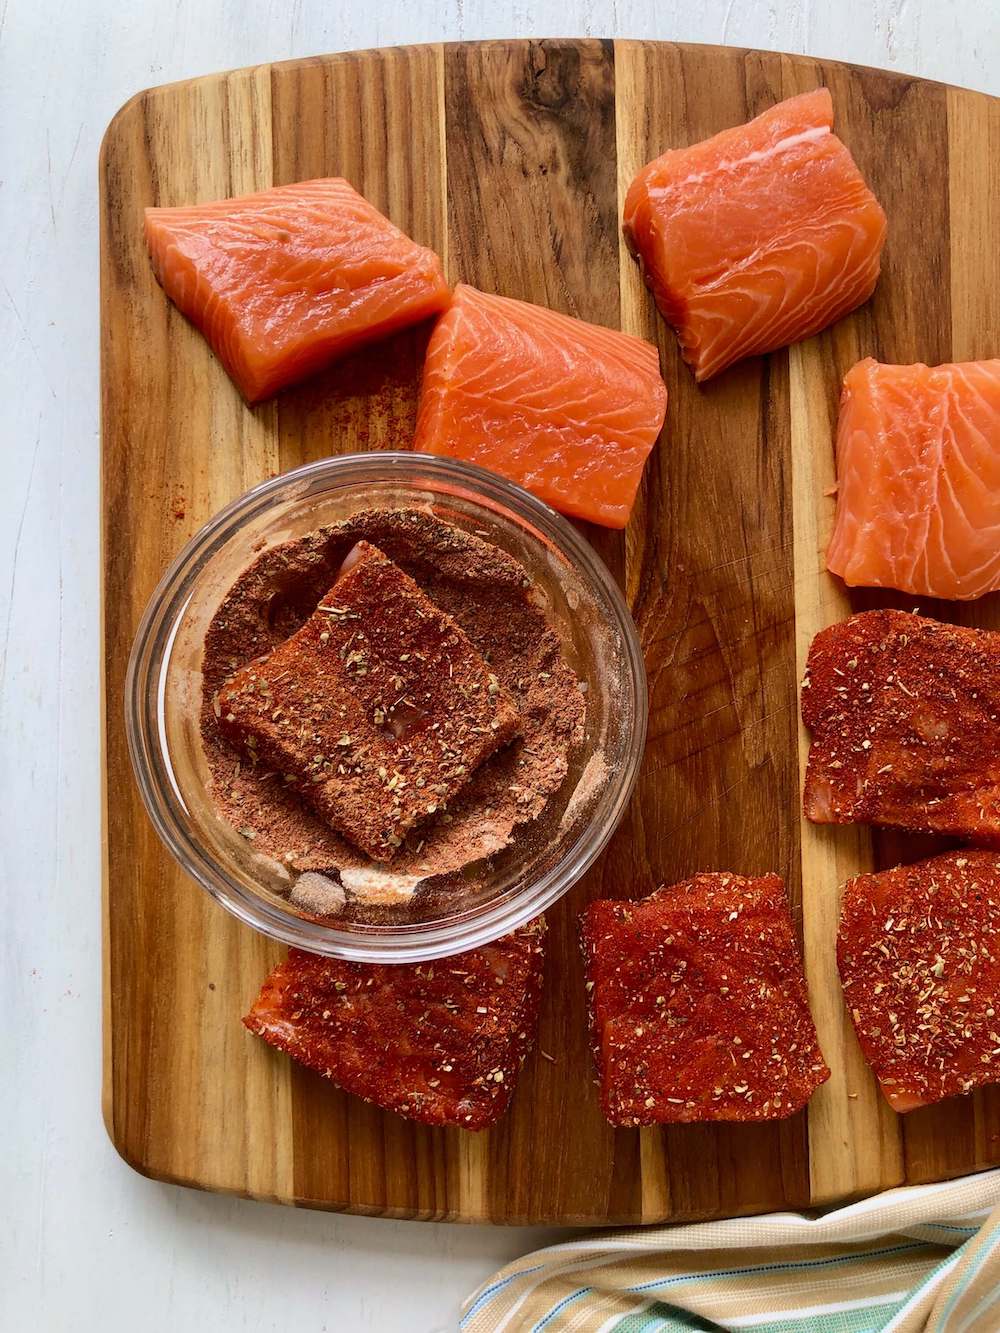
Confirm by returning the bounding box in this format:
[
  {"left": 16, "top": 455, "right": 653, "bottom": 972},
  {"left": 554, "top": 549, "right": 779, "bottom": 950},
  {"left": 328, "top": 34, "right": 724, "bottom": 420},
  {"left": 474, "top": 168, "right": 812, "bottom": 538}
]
[{"left": 201, "top": 508, "right": 588, "bottom": 920}]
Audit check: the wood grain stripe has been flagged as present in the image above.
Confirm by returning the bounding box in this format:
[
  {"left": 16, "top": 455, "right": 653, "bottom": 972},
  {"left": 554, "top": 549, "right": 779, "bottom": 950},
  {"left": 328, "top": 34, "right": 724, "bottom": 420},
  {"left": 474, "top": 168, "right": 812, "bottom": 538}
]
[
  {"left": 267, "top": 45, "right": 454, "bottom": 1217},
  {"left": 789, "top": 335, "right": 903, "bottom": 1202},
  {"left": 443, "top": 36, "right": 625, "bottom": 1224},
  {"left": 839, "top": 68, "right": 960, "bottom": 1196},
  {"left": 615, "top": 40, "right": 812, "bottom": 1219},
  {"left": 613, "top": 41, "right": 663, "bottom": 610},
  {"left": 785, "top": 58, "right": 959, "bottom": 1201},
  {"left": 942, "top": 85, "right": 1000, "bottom": 1183},
  {"left": 101, "top": 65, "right": 290, "bottom": 1199}
]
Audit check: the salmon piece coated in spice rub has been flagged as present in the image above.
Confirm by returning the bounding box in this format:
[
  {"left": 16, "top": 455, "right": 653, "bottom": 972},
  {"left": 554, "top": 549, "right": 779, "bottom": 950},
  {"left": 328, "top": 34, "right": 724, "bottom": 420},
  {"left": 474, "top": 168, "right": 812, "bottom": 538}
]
[
  {"left": 217, "top": 542, "right": 520, "bottom": 861},
  {"left": 579, "top": 873, "right": 829, "bottom": 1126},
  {"left": 623, "top": 89, "right": 886, "bottom": 381},
  {"left": 145, "top": 178, "right": 451, "bottom": 402},
  {"left": 244, "top": 918, "right": 546, "bottom": 1129},
  {"left": 802, "top": 610, "right": 1000, "bottom": 844},
  {"left": 838, "top": 850, "right": 1000, "bottom": 1111}
]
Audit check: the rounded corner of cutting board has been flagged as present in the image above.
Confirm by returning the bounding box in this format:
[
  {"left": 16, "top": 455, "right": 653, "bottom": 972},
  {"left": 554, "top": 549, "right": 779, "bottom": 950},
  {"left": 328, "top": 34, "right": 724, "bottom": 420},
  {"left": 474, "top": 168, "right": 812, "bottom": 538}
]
[
  {"left": 100, "top": 1090, "right": 167, "bottom": 1187},
  {"left": 100, "top": 37, "right": 1000, "bottom": 1226},
  {"left": 99, "top": 87, "right": 148, "bottom": 178}
]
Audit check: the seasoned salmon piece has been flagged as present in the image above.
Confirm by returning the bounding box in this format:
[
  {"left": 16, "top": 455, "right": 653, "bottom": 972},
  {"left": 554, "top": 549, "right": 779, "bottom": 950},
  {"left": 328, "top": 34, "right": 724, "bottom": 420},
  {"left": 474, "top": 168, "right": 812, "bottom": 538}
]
[
  {"left": 579, "top": 873, "right": 829, "bottom": 1126},
  {"left": 217, "top": 542, "right": 520, "bottom": 861},
  {"left": 802, "top": 610, "right": 1000, "bottom": 844},
  {"left": 145, "top": 178, "right": 450, "bottom": 402},
  {"left": 827, "top": 358, "right": 1000, "bottom": 601},
  {"left": 838, "top": 850, "right": 1000, "bottom": 1111},
  {"left": 412, "top": 284, "right": 667, "bottom": 529},
  {"left": 623, "top": 89, "right": 886, "bottom": 381},
  {"left": 244, "top": 919, "right": 546, "bottom": 1129}
]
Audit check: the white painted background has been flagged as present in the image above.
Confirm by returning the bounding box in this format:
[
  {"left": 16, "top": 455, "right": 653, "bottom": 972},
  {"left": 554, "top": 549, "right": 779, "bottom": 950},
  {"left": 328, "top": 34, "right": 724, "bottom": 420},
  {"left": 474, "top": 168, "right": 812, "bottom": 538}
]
[{"left": 2, "top": 2, "right": 997, "bottom": 1330}]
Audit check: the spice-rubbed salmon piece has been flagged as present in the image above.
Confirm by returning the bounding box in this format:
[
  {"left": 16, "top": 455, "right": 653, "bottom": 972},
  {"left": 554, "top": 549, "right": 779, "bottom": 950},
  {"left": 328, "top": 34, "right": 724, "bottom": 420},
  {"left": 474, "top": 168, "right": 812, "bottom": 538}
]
[
  {"left": 802, "top": 610, "right": 1000, "bottom": 843},
  {"left": 244, "top": 918, "right": 546, "bottom": 1129},
  {"left": 217, "top": 542, "right": 520, "bottom": 861},
  {"left": 827, "top": 358, "right": 1000, "bottom": 600},
  {"left": 579, "top": 873, "right": 829, "bottom": 1125},
  {"left": 623, "top": 89, "right": 886, "bottom": 382},
  {"left": 838, "top": 851, "right": 1000, "bottom": 1111},
  {"left": 145, "top": 178, "right": 450, "bottom": 402},
  {"left": 412, "top": 284, "right": 667, "bottom": 529}
]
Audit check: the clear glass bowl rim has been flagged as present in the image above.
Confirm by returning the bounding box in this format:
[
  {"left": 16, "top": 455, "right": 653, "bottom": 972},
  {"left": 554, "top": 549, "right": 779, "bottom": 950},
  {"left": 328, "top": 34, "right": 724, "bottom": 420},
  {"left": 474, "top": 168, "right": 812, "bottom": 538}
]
[{"left": 124, "top": 452, "right": 648, "bottom": 962}]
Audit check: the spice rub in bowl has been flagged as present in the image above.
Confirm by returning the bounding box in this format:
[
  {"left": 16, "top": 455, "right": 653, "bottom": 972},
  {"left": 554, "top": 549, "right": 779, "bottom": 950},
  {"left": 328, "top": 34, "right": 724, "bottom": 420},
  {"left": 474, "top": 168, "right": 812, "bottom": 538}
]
[
  {"left": 202, "top": 508, "right": 587, "bottom": 919},
  {"left": 216, "top": 541, "right": 521, "bottom": 861}
]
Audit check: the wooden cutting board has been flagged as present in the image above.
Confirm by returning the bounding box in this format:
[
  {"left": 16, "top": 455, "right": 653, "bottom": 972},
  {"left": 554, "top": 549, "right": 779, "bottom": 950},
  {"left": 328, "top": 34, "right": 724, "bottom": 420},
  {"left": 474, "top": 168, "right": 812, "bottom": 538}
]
[{"left": 100, "top": 39, "right": 1000, "bottom": 1224}]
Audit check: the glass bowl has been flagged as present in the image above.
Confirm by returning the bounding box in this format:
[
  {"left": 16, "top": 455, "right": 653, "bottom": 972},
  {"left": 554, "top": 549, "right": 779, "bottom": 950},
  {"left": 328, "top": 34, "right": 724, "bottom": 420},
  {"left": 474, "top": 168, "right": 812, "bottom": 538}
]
[{"left": 125, "top": 453, "right": 647, "bottom": 962}]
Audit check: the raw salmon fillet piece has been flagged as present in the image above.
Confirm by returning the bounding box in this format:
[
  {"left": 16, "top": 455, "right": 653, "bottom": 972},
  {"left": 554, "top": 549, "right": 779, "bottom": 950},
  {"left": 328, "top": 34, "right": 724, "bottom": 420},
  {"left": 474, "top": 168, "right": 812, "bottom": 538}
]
[
  {"left": 412, "top": 283, "right": 667, "bottom": 528},
  {"left": 145, "top": 178, "right": 451, "bottom": 402},
  {"left": 244, "top": 919, "right": 546, "bottom": 1129},
  {"left": 623, "top": 88, "right": 887, "bottom": 381},
  {"left": 217, "top": 542, "right": 520, "bottom": 862},
  {"left": 579, "top": 873, "right": 829, "bottom": 1125},
  {"left": 802, "top": 610, "right": 1000, "bottom": 843},
  {"left": 838, "top": 850, "right": 1000, "bottom": 1111},
  {"left": 827, "top": 357, "right": 1000, "bottom": 600}
]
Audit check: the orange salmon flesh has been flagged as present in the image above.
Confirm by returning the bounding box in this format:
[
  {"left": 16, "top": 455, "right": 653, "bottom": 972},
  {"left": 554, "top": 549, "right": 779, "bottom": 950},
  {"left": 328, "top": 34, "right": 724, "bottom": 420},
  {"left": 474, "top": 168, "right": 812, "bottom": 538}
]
[
  {"left": 827, "top": 357, "right": 1000, "bottom": 600},
  {"left": 623, "top": 88, "right": 887, "bottom": 381},
  {"left": 145, "top": 178, "right": 451, "bottom": 403},
  {"left": 412, "top": 283, "right": 667, "bottom": 528}
]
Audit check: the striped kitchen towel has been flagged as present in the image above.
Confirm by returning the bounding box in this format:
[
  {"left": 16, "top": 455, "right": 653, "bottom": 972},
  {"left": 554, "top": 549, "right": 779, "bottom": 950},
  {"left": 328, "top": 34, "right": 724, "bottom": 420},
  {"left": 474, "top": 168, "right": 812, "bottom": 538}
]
[{"left": 462, "top": 1170, "right": 1000, "bottom": 1332}]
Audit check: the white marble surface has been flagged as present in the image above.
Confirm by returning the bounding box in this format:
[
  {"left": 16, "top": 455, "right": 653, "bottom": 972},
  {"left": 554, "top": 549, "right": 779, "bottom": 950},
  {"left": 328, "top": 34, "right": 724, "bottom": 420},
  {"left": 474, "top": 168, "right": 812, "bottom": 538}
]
[{"left": 2, "top": 3, "right": 997, "bottom": 1330}]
